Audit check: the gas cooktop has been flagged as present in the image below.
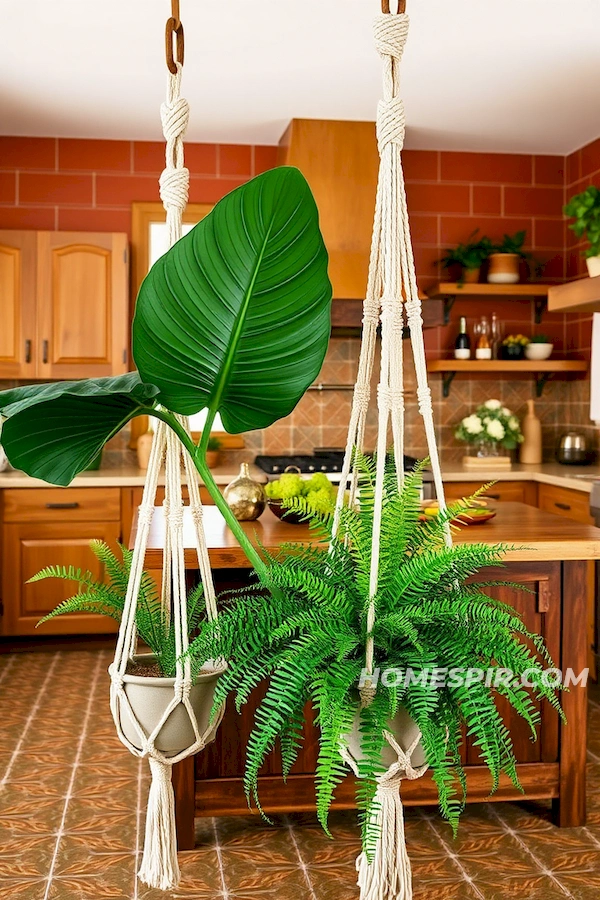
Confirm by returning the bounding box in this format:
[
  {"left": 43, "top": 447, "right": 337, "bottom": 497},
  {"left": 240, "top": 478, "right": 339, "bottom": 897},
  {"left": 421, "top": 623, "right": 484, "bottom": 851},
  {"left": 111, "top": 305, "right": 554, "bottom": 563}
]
[{"left": 254, "top": 451, "right": 424, "bottom": 477}]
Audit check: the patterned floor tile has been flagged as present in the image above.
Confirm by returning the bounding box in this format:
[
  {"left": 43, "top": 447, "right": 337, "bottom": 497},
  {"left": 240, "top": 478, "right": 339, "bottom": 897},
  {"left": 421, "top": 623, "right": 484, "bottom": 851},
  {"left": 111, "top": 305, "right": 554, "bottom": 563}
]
[{"left": 2, "top": 648, "right": 600, "bottom": 899}]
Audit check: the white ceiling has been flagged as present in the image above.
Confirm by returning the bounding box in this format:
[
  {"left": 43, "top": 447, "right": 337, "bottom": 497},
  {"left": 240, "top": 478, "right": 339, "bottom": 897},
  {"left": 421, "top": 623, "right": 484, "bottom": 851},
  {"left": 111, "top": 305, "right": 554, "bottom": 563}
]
[{"left": 1, "top": 0, "right": 599, "bottom": 154}]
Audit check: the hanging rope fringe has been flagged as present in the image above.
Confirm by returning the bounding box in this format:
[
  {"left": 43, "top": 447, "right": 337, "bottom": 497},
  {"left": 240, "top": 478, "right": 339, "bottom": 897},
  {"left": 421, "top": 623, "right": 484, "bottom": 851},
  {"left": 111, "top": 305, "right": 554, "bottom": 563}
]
[
  {"left": 109, "top": 62, "right": 224, "bottom": 892},
  {"left": 138, "top": 757, "right": 180, "bottom": 890},
  {"left": 333, "top": 12, "right": 451, "bottom": 899},
  {"left": 354, "top": 734, "right": 427, "bottom": 900}
]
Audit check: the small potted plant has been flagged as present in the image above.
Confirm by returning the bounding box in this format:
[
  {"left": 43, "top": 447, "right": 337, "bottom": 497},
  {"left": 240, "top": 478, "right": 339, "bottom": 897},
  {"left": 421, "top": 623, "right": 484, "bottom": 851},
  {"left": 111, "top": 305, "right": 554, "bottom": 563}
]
[
  {"left": 487, "top": 231, "right": 530, "bottom": 284},
  {"left": 501, "top": 333, "right": 529, "bottom": 360},
  {"left": 205, "top": 435, "right": 222, "bottom": 468},
  {"left": 564, "top": 185, "right": 600, "bottom": 277},
  {"left": 440, "top": 230, "right": 492, "bottom": 284},
  {"left": 455, "top": 399, "right": 523, "bottom": 460},
  {"left": 33, "top": 541, "right": 224, "bottom": 754},
  {"left": 525, "top": 334, "right": 554, "bottom": 361}
]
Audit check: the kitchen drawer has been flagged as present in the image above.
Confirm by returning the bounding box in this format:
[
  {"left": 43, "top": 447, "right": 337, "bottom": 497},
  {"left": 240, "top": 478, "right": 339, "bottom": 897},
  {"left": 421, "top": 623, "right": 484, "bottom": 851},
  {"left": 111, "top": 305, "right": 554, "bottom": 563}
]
[
  {"left": 537, "top": 483, "right": 594, "bottom": 526},
  {"left": 442, "top": 480, "right": 537, "bottom": 506},
  {"left": 2, "top": 488, "right": 121, "bottom": 524}
]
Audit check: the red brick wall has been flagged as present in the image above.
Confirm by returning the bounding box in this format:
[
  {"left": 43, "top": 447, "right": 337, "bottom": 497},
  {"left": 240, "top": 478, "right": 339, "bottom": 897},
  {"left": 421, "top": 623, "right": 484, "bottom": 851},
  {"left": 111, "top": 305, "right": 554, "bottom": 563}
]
[
  {"left": 0, "top": 136, "right": 582, "bottom": 362},
  {"left": 564, "top": 138, "right": 600, "bottom": 358},
  {"left": 403, "top": 149, "right": 567, "bottom": 360},
  {"left": 0, "top": 136, "right": 278, "bottom": 235}
]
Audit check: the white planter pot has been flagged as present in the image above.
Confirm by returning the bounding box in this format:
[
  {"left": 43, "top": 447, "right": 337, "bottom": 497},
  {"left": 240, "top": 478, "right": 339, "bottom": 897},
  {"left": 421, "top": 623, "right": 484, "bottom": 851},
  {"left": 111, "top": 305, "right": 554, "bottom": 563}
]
[
  {"left": 524, "top": 343, "right": 553, "bottom": 361},
  {"left": 110, "top": 655, "right": 227, "bottom": 756},
  {"left": 345, "top": 705, "right": 426, "bottom": 770},
  {"left": 586, "top": 256, "right": 600, "bottom": 278},
  {"left": 0, "top": 447, "right": 8, "bottom": 472}
]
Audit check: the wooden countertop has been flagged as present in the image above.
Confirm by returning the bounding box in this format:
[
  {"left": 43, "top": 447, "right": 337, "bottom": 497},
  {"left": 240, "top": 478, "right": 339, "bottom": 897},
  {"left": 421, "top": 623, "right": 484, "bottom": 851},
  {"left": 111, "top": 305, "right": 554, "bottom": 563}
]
[{"left": 136, "top": 501, "right": 600, "bottom": 569}]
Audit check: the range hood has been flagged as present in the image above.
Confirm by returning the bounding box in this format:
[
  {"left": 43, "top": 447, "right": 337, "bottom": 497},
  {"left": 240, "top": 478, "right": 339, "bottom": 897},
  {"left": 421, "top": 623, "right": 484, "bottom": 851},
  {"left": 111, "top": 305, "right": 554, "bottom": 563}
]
[{"left": 278, "top": 119, "right": 443, "bottom": 331}]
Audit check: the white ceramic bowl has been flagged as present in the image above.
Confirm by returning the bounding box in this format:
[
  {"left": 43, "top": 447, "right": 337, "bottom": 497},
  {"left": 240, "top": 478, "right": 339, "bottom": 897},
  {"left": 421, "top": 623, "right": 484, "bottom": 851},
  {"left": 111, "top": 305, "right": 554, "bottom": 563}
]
[{"left": 525, "top": 343, "right": 553, "bottom": 361}]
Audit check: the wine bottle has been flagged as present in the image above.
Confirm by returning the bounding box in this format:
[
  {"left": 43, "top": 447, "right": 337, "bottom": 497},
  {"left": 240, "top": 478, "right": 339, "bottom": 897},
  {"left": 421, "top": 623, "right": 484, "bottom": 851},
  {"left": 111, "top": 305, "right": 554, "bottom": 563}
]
[
  {"left": 475, "top": 316, "right": 492, "bottom": 360},
  {"left": 454, "top": 316, "right": 471, "bottom": 360}
]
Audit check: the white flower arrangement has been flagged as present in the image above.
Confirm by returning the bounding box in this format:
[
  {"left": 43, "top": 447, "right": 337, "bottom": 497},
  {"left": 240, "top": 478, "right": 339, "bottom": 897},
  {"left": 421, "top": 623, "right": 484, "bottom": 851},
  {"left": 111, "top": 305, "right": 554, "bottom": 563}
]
[{"left": 455, "top": 399, "right": 523, "bottom": 449}]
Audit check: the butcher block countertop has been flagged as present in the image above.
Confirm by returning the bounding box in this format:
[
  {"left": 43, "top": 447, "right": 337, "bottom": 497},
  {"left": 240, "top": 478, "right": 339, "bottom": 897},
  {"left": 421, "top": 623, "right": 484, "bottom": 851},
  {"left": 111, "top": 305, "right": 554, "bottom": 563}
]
[{"left": 136, "top": 501, "right": 600, "bottom": 570}]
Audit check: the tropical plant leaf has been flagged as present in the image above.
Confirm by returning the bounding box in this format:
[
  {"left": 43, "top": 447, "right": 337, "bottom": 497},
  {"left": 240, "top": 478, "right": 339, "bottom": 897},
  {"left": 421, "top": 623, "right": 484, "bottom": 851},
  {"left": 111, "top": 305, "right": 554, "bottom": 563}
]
[
  {"left": 132, "top": 166, "right": 332, "bottom": 431},
  {"left": 0, "top": 373, "right": 160, "bottom": 486}
]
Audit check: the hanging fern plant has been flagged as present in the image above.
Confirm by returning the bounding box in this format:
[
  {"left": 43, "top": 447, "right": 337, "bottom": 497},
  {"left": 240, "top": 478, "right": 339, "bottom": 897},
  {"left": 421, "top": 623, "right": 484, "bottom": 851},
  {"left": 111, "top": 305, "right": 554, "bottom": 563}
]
[
  {"left": 188, "top": 454, "right": 563, "bottom": 853},
  {"left": 32, "top": 541, "right": 207, "bottom": 678}
]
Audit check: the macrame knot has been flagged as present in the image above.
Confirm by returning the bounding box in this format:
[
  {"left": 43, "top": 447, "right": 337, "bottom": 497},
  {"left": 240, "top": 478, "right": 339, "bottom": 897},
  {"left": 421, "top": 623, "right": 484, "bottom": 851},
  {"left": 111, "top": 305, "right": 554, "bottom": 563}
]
[
  {"left": 354, "top": 385, "right": 371, "bottom": 413},
  {"left": 416, "top": 385, "right": 433, "bottom": 415},
  {"left": 359, "top": 680, "right": 377, "bottom": 708},
  {"left": 137, "top": 506, "right": 155, "bottom": 527},
  {"left": 166, "top": 505, "right": 185, "bottom": 531},
  {"left": 377, "top": 384, "right": 393, "bottom": 412},
  {"left": 377, "top": 97, "right": 406, "bottom": 153},
  {"left": 160, "top": 96, "right": 190, "bottom": 144},
  {"left": 159, "top": 166, "right": 190, "bottom": 213},
  {"left": 373, "top": 13, "right": 409, "bottom": 62}
]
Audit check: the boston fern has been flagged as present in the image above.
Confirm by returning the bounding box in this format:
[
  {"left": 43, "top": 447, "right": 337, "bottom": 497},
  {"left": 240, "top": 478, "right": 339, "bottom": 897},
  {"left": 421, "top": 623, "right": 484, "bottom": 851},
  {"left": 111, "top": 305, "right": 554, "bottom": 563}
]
[
  {"left": 188, "top": 455, "right": 562, "bottom": 852},
  {"left": 33, "top": 540, "right": 206, "bottom": 677}
]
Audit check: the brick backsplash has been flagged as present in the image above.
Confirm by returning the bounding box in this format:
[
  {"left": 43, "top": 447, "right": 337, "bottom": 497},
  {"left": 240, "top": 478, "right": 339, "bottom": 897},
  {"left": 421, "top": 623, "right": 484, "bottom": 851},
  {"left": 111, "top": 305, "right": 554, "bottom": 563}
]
[{"left": 1, "top": 135, "right": 598, "bottom": 462}]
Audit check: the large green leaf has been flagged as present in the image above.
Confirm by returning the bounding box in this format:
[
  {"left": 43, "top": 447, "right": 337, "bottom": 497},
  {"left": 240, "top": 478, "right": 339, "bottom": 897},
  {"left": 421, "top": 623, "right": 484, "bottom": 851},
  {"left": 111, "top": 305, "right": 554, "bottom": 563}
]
[
  {"left": 132, "top": 166, "right": 332, "bottom": 432},
  {"left": 0, "top": 373, "right": 160, "bottom": 485}
]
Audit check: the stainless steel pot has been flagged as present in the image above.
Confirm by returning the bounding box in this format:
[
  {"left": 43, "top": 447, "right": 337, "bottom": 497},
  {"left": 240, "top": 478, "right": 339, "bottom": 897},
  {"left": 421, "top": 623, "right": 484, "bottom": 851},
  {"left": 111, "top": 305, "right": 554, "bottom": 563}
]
[{"left": 556, "top": 432, "right": 591, "bottom": 466}]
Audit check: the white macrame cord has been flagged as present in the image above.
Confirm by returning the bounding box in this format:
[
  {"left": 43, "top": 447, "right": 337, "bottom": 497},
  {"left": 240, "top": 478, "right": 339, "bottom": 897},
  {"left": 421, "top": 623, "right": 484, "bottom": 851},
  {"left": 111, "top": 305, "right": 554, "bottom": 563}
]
[
  {"left": 109, "top": 64, "right": 223, "bottom": 892},
  {"left": 333, "top": 13, "right": 451, "bottom": 900}
]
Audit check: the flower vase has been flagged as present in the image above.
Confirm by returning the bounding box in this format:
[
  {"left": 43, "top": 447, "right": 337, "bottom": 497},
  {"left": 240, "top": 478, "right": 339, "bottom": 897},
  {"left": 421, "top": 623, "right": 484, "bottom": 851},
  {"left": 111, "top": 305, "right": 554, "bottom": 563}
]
[{"left": 463, "top": 440, "right": 512, "bottom": 471}]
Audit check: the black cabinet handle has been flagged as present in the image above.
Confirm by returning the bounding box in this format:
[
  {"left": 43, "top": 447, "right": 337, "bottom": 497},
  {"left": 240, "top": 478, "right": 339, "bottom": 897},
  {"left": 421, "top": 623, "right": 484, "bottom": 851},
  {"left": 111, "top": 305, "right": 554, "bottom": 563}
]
[
  {"left": 42, "top": 340, "right": 49, "bottom": 365},
  {"left": 45, "top": 502, "right": 80, "bottom": 510},
  {"left": 555, "top": 502, "right": 571, "bottom": 511},
  {"left": 24, "top": 339, "right": 31, "bottom": 363}
]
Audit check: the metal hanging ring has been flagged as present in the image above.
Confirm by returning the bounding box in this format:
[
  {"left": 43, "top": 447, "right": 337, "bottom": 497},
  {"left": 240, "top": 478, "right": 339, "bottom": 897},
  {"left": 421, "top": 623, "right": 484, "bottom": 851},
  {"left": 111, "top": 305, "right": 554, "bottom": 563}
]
[{"left": 165, "top": 15, "right": 184, "bottom": 74}]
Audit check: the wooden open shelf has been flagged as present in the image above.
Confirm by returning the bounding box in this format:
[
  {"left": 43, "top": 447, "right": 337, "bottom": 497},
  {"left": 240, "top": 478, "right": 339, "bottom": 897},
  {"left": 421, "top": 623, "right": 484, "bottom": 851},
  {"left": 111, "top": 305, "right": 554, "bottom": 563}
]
[
  {"left": 427, "top": 358, "right": 588, "bottom": 397},
  {"left": 426, "top": 282, "right": 551, "bottom": 325},
  {"left": 548, "top": 276, "right": 600, "bottom": 314}
]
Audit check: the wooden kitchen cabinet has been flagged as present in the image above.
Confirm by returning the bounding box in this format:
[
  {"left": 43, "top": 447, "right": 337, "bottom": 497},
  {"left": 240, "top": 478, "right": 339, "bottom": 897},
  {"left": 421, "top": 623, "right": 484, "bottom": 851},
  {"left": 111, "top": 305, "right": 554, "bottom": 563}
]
[
  {"left": 0, "top": 231, "right": 37, "bottom": 379},
  {"left": 537, "top": 483, "right": 595, "bottom": 526},
  {"left": 443, "top": 480, "right": 538, "bottom": 506},
  {"left": 1, "top": 488, "right": 122, "bottom": 636},
  {"left": 538, "top": 482, "right": 597, "bottom": 678},
  {"left": 0, "top": 229, "right": 129, "bottom": 379}
]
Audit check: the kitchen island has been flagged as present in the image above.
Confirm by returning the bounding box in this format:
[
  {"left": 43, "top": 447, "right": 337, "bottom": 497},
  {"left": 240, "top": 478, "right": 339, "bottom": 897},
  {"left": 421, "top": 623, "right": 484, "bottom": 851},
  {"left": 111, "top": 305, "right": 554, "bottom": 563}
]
[{"left": 130, "top": 502, "right": 600, "bottom": 848}]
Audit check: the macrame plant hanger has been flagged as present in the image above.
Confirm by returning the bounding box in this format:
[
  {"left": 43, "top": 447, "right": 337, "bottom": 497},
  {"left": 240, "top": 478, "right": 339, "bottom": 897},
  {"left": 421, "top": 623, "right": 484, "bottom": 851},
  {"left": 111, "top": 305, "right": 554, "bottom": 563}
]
[
  {"left": 334, "top": 2, "right": 452, "bottom": 899},
  {"left": 109, "top": 4, "right": 225, "bottom": 891}
]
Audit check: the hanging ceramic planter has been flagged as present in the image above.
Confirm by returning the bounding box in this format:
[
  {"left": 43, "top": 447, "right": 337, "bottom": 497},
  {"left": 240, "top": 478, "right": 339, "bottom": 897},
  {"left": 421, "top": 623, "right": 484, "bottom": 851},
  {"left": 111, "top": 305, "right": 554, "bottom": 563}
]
[
  {"left": 344, "top": 705, "right": 426, "bottom": 770},
  {"left": 111, "top": 655, "right": 226, "bottom": 755}
]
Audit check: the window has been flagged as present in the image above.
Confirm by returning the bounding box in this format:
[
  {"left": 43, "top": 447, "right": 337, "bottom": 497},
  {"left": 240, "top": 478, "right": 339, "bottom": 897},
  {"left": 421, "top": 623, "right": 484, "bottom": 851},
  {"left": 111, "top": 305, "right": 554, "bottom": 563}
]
[{"left": 129, "top": 202, "right": 243, "bottom": 449}]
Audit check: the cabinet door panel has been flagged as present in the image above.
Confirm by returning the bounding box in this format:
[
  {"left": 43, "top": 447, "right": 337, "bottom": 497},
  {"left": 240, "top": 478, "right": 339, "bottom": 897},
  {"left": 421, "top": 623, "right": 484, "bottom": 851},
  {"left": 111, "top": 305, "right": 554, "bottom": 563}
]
[
  {"left": 36, "top": 231, "right": 129, "bottom": 379},
  {"left": 443, "top": 480, "right": 537, "bottom": 506},
  {"left": 0, "top": 231, "right": 36, "bottom": 378},
  {"left": 465, "top": 561, "right": 560, "bottom": 767},
  {"left": 2, "top": 521, "right": 121, "bottom": 636}
]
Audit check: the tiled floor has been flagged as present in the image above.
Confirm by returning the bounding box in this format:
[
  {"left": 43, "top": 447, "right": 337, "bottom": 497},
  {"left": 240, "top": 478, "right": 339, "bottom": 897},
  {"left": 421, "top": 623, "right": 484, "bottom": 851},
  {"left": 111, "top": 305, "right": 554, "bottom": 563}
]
[{"left": 1, "top": 649, "right": 600, "bottom": 899}]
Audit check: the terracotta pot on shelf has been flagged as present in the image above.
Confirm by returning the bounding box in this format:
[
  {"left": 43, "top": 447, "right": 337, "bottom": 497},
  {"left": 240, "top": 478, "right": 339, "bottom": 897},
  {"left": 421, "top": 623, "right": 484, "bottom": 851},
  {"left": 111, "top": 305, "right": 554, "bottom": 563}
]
[
  {"left": 463, "top": 266, "right": 481, "bottom": 284},
  {"left": 487, "top": 253, "right": 520, "bottom": 284}
]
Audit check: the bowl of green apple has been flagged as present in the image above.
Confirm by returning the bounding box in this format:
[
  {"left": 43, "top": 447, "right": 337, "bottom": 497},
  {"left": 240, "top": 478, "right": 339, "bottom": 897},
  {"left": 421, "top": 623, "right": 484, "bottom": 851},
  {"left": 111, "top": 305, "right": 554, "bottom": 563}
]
[{"left": 265, "top": 471, "right": 337, "bottom": 524}]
